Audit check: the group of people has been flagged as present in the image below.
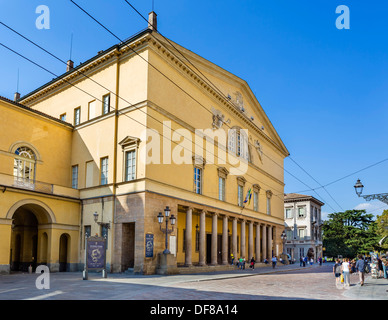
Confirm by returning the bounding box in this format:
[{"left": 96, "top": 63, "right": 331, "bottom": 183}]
[
  {"left": 299, "top": 256, "right": 323, "bottom": 267},
  {"left": 231, "top": 254, "right": 256, "bottom": 270},
  {"left": 333, "top": 254, "right": 388, "bottom": 288}
]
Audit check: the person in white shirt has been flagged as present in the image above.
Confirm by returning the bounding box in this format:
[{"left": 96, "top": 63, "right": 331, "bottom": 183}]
[{"left": 341, "top": 258, "right": 351, "bottom": 287}]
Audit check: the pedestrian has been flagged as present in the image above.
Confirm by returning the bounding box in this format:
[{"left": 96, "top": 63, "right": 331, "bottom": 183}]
[
  {"left": 264, "top": 258, "right": 268, "bottom": 264},
  {"left": 299, "top": 257, "right": 303, "bottom": 267},
  {"left": 333, "top": 258, "right": 342, "bottom": 288},
  {"left": 250, "top": 257, "right": 255, "bottom": 270},
  {"left": 242, "top": 257, "right": 246, "bottom": 270},
  {"left": 230, "top": 253, "right": 234, "bottom": 266},
  {"left": 378, "top": 257, "right": 383, "bottom": 278},
  {"left": 303, "top": 256, "right": 307, "bottom": 267},
  {"left": 341, "top": 258, "right": 351, "bottom": 288},
  {"left": 381, "top": 256, "right": 388, "bottom": 279},
  {"left": 310, "top": 258, "right": 313, "bottom": 266},
  {"left": 238, "top": 257, "right": 243, "bottom": 270},
  {"left": 272, "top": 255, "right": 277, "bottom": 269},
  {"left": 355, "top": 254, "right": 366, "bottom": 286}
]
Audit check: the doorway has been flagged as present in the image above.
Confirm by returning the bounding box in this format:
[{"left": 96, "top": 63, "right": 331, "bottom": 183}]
[{"left": 122, "top": 223, "right": 135, "bottom": 271}]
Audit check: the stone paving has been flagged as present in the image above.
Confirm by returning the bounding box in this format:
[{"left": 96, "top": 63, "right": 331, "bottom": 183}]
[{"left": 0, "top": 262, "right": 387, "bottom": 300}]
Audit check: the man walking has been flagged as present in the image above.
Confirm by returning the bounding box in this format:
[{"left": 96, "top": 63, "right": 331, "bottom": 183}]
[
  {"left": 355, "top": 254, "right": 366, "bottom": 286},
  {"left": 272, "top": 255, "right": 277, "bottom": 269}
]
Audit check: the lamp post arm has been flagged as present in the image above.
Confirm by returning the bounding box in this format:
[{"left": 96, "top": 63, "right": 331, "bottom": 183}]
[{"left": 360, "top": 193, "right": 388, "bottom": 205}]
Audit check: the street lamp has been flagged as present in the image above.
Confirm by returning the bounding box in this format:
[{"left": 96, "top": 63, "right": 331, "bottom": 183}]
[
  {"left": 280, "top": 230, "right": 287, "bottom": 254},
  {"left": 157, "top": 206, "right": 176, "bottom": 254},
  {"left": 354, "top": 179, "right": 364, "bottom": 197},
  {"left": 353, "top": 179, "right": 388, "bottom": 204}
]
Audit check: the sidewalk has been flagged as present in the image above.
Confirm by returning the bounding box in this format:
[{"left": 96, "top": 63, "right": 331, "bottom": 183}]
[{"left": 342, "top": 274, "right": 388, "bottom": 300}]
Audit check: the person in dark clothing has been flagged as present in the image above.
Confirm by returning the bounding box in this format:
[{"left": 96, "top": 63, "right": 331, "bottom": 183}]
[
  {"left": 250, "top": 257, "right": 255, "bottom": 270},
  {"left": 356, "top": 254, "right": 366, "bottom": 286}
]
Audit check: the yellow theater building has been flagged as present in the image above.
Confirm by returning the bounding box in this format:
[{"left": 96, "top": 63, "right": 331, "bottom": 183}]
[{"left": 0, "top": 13, "right": 289, "bottom": 274}]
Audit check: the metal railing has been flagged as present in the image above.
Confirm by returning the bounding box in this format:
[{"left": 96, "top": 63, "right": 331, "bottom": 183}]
[{"left": 0, "top": 172, "right": 53, "bottom": 194}]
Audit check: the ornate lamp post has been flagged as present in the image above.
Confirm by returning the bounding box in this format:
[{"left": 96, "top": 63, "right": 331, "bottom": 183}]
[
  {"left": 157, "top": 206, "right": 176, "bottom": 254},
  {"left": 280, "top": 230, "right": 287, "bottom": 255},
  {"left": 354, "top": 180, "right": 388, "bottom": 250},
  {"left": 354, "top": 179, "right": 388, "bottom": 204}
]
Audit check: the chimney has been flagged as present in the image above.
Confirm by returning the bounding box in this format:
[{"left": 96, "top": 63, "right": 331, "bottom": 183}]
[
  {"left": 14, "top": 92, "right": 20, "bottom": 102},
  {"left": 66, "top": 60, "right": 74, "bottom": 72},
  {"left": 148, "top": 11, "right": 157, "bottom": 31}
]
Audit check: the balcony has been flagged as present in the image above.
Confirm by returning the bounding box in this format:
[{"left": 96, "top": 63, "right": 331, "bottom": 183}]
[{"left": 0, "top": 172, "right": 79, "bottom": 198}]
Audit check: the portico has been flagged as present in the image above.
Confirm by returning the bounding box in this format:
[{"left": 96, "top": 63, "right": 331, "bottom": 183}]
[{"left": 181, "top": 205, "right": 279, "bottom": 267}]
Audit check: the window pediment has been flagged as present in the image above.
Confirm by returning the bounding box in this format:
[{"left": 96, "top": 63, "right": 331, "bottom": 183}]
[{"left": 119, "top": 136, "right": 141, "bottom": 149}]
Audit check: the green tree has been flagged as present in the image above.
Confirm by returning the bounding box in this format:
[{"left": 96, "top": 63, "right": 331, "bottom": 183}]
[
  {"left": 375, "top": 210, "right": 388, "bottom": 251},
  {"left": 323, "top": 209, "right": 378, "bottom": 258}
]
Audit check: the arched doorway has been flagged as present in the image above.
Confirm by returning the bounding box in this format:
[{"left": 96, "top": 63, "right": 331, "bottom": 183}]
[
  {"left": 59, "top": 234, "right": 70, "bottom": 272},
  {"left": 9, "top": 201, "right": 53, "bottom": 272}
]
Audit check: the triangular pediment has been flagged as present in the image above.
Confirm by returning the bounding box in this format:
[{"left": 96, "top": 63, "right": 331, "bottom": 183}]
[{"left": 119, "top": 136, "right": 141, "bottom": 148}]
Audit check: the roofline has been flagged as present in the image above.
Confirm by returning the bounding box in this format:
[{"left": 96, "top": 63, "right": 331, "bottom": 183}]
[
  {"left": 18, "top": 28, "right": 152, "bottom": 102},
  {"left": 284, "top": 194, "right": 325, "bottom": 206},
  {"left": 0, "top": 95, "right": 73, "bottom": 128}
]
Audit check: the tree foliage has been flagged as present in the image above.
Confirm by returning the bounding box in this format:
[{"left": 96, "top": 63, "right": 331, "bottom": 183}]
[{"left": 323, "top": 209, "right": 380, "bottom": 258}]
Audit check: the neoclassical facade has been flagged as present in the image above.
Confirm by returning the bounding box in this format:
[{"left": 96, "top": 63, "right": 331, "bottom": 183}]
[
  {"left": 284, "top": 193, "right": 324, "bottom": 261},
  {"left": 0, "top": 14, "right": 289, "bottom": 274}
]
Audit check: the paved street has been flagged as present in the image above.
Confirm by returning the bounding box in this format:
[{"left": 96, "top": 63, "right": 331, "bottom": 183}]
[{"left": 0, "top": 262, "right": 387, "bottom": 300}]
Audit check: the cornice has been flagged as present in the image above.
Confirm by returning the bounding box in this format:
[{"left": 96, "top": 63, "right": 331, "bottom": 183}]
[{"left": 20, "top": 31, "right": 152, "bottom": 106}]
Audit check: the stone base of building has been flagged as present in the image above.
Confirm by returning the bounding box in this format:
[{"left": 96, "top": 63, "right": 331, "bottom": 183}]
[
  {"left": 0, "top": 264, "right": 10, "bottom": 274},
  {"left": 156, "top": 253, "right": 179, "bottom": 275}
]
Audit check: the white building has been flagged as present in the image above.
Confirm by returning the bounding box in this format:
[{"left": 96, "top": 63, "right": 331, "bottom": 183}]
[{"left": 284, "top": 193, "right": 324, "bottom": 262}]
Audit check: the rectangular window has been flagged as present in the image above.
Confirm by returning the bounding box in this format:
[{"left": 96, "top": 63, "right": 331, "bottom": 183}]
[
  {"left": 74, "top": 107, "right": 81, "bottom": 125},
  {"left": 60, "top": 113, "right": 66, "bottom": 121},
  {"left": 88, "top": 100, "right": 96, "bottom": 120},
  {"left": 286, "top": 229, "right": 293, "bottom": 240},
  {"left": 238, "top": 185, "right": 244, "bottom": 207},
  {"left": 267, "top": 197, "right": 271, "bottom": 215},
  {"left": 285, "top": 208, "right": 293, "bottom": 219},
  {"left": 125, "top": 150, "right": 136, "bottom": 181},
  {"left": 102, "top": 94, "right": 110, "bottom": 115},
  {"left": 218, "top": 177, "right": 225, "bottom": 201},
  {"left": 298, "top": 228, "right": 305, "bottom": 240},
  {"left": 253, "top": 191, "right": 258, "bottom": 212},
  {"left": 100, "top": 157, "right": 108, "bottom": 185},
  {"left": 194, "top": 167, "right": 202, "bottom": 194},
  {"left": 298, "top": 207, "right": 306, "bottom": 218},
  {"left": 72, "top": 165, "right": 78, "bottom": 189}
]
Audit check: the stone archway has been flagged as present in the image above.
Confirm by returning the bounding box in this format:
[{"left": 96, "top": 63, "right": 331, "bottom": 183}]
[{"left": 8, "top": 200, "right": 54, "bottom": 272}]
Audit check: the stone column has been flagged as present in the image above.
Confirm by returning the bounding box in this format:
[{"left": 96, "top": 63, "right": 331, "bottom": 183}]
[
  {"left": 255, "top": 223, "right": 261, "bottom": 262},
  {"left": 211, "top": 213, "right": 218, "bottom": 265},
  {"left": 199, "top": 210, "right": 206, "bottom": 266},
  {"left": 240, "top": 219, "right": 246, "bottom": 259},
  {"left": 248, "top": 221, "right": 253, "bottom": 260},
  {"left": 222, "top": 215, "right": 228, "bottom": 265},
  {"left": 268, "top": 225, "right": 273, "bottom": 258},
  {"left": 262, "top": 224, "right": 267, "bottom": 261},
  {"left": 232, "top": 218, "right": 237, "bottom": 260},
  {"left": 185, "top": 207, "right": 193, "bottom": 266}
]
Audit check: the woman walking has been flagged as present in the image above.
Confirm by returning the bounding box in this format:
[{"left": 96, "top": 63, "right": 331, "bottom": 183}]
[
  {"left": 341, "top": 258, "right": 351, "bottom": 288},
  {"left": 333, "top": 259, "right": 342, "bottom": 288}
]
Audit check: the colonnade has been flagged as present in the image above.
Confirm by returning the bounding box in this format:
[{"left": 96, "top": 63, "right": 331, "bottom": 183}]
[{"left": 184, "top": 207, "right": 277, "bottom": 266}]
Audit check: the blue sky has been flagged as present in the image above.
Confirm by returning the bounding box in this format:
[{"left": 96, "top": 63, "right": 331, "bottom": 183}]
[{"left": 1, "top": 0, "right": 388, "bottom": 219}]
